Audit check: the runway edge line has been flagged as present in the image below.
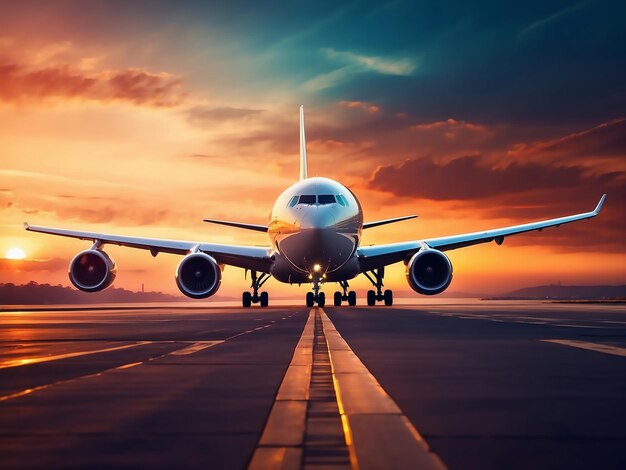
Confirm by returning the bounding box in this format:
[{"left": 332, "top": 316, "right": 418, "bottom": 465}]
[
  {"left": 320, "top": 309, "right": 447, "bottom": 470},
  {"left": 248, "top": 310, "right": 315, "bottom": 470}
]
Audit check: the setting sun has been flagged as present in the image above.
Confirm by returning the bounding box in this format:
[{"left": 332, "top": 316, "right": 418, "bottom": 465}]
[{"left": 5, "top": 247, "right": 26, "bottom": 260}]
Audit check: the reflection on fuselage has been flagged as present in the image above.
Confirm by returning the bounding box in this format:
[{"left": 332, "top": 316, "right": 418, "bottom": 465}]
[{"left": 269, "top": 177, "right": 362, "bottom": 283}]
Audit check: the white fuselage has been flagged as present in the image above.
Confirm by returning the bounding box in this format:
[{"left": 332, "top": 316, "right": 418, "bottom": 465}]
[{"left": 268, "top": 177, "right": 363, "bottom": 284}]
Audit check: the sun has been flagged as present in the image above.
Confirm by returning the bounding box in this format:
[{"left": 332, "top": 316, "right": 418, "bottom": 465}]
[{"left": 5, "top": 247, "right": 26, "bottom": 260}]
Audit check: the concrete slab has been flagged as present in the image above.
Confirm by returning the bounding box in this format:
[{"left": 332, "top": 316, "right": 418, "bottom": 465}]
[{"left": 259, "top": 400, "right": 308, "bottom": 446}]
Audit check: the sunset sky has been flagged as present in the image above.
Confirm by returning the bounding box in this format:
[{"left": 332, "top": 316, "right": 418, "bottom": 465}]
[{"left": 1, "top": 0, "right": 624, "bottom": 298}]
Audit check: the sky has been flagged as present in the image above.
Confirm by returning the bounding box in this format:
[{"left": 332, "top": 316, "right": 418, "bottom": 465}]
[{"left": 0, "top": 0, "right": 625, "bottom": 298}]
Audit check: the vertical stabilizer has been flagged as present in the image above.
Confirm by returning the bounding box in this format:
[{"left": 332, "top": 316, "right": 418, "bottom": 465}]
[{"left": 299, "top": 105, "right": 308, "bottom": 180}]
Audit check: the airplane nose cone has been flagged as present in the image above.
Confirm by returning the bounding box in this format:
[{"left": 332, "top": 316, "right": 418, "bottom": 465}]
[{"left": 299, "top": 207, "right": 336, "bottom": 229}]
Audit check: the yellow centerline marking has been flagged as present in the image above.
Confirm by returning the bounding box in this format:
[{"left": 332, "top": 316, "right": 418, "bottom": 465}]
[
  {"left": 542, "top": 339, "right": 626, "bottom": 357},
  {"left": 320, "top": 309, "right": 446, "bottom": 470}
]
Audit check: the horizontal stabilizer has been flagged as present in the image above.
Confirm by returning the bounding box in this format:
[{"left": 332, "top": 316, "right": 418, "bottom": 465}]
[
  {"left": 203, "top": 219, "right": 268, "bottom": 232},
  {"left": 363, "top": 215, "right": 417, "bottom": 230}
]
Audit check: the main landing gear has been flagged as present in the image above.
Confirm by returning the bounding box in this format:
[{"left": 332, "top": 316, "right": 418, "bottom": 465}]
[
  {"left": 306, "top": 277, "right": 325, "bottom": 308},
  {"left": 242, "top": 270, "right": 270, "bottom": 308},
  {"left": 333, "top": 280, "right": 356, "bottom": 306},
  {"left": 364, "top": 267, "right": 393, "bottom": 306}
]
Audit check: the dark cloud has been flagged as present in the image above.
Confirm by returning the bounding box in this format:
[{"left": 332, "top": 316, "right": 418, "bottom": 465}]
[
  {"left": 492, "top": 202, "right": 625, "bottom": 252},
  {"left": 369, "top": 155, "right": 622, "bottom": 200},
  {"left": 369, "top": 154, "right": 626, "bottom": 251},
  {"left": 508, "top": 118, "right": 626, "bottom": 161},
  {"left": 186, "top": 106, "right": 263, "bottom": 125},
  {"left": 0, "top": 63, "right": 184, "bottom": 106}
]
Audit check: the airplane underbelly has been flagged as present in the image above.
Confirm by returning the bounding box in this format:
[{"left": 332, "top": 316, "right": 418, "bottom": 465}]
[{"left": 275, "top": 229, "right": 356, "bottom": 274}]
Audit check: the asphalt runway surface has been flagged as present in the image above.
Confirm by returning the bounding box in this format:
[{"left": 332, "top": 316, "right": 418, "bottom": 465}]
[{"left": 1, "top": 301, "right": 625, "bottom": 469}]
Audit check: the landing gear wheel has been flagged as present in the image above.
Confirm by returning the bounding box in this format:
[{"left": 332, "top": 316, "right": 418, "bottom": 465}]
[
  {"left": 334, "top": 291, "right": 342, "bottom": 306},
  {"left": 306, "top": 292, "right": 315, "bottom": 308},
  {"left": 367, "top": 290, "right": 376, "bottom": 306},
  {"left": 384, "top": 289, "right": 393, "bottom": 306},
  {"left": 348, "top": 290, "right": 357, "bottom": 306},
  {"left": 242, "top": 291, "right": 252, "bottom": 308},
  {"left": 245, "top": 270, "right": 271, "bottom": 308},
  {"left": 318, "top": 292, "right": 326, "bottom": 307}
]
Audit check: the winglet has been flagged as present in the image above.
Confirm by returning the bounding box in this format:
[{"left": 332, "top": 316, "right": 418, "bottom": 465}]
[
  {"left": 23, "top": 222, "right": 30, "bottom": 230},
  {"left": 299, "top": 105, "right": 308, "bottom": 181},
  {"left": 593, "top": 194, "right": 606, "bottom": 214}
]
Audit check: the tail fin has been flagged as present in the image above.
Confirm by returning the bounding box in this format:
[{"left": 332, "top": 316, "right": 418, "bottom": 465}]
[{"left": 299, "top": 105, "right": 308, "bottom": 180}]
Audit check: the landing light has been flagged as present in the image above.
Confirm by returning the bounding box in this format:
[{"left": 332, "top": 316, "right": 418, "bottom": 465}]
[{"left": 313, "top": 264, "right": 321, "bottom": 272}]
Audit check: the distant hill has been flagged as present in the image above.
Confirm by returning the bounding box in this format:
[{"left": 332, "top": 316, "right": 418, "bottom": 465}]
[
  {"left": 437, "top": 291, "right": 485, "bottom": 298},
  {"left": 0, "top": 282, "right": 188, "bottom": 305},
  {"left": 488, "top": 284, "right": 626, "bottom": 300}
]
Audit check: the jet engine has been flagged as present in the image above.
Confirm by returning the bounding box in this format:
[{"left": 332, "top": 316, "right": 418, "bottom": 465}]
[
  {"left": 69, "top": 249, "right": 116, "bottom": 292},
  {"left": 406, "top": 249, "right": 453, "bottom": 295},
  {"left": 176, "top": 253, "right": 222, "bottom": 299}
]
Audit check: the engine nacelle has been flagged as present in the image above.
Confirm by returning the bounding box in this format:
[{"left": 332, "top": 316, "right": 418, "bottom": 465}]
[
  {"left": 406, "top": 249, "right": 453, "bottom": 295},
  {"left": 69, "top": 249, "right": 116, "bottom": 292},
  {"left": 176, "top": 253, "right": 222, "bottom": 299}
]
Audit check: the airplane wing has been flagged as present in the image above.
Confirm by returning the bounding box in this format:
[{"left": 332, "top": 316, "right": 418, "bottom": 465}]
[
  {"left": 363, "top": 215, "right": 417, "bottom": 229},
  {"left": 203, "top": 219, "right": 268, "bottom": 232},
  {"left": 357, "top": 195, "right": 606, "bottom": 271},
  {"left": 24, "top": 223, "right": 273, "bottom": 272}
]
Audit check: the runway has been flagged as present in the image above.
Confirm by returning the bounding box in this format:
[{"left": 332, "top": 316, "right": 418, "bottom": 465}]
[{"left": 1, "top": 301, "right": 625, "bottom": 469}]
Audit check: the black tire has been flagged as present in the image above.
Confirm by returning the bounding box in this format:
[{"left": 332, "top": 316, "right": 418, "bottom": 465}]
[
  {"left": 334, "top": 291, "right": 342, "bottom": 306},
  {"left": 260, "top": 291, "right": 269, "bottom": 307},
  {"left": 348, "top": 290, "right": 357, "bottom": 306},
  {"left": 367, "top": 290, "right": 376, "bottom": 306},
  {"left": 384, "top": 289, "right": 393, "bottom": 306},
  {"left": 318, "top": 292, "right": 326, "bottom": 307},
  {"left": 242, "top": 292, "right": 252, "bottom": 308},
  {"left": 306, "top": 292, "right": 315, "bottom": 308}
]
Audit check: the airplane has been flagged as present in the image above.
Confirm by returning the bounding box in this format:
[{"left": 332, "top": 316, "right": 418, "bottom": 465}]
[{"left": 25, "top": 106, "right": 606, "bottom": 308}]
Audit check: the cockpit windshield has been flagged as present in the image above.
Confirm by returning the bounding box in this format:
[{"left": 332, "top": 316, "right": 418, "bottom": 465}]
[
  {"left": 298, "top": 195, "right": 316, "bottom": 205},
  {"left": 287, "top": 194, "right": 347, "bottom": 206}
]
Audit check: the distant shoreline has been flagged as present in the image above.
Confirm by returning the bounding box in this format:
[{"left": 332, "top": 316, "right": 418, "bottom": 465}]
[{"left": 483, "top": 298, "right": 626, "bottom": 304}]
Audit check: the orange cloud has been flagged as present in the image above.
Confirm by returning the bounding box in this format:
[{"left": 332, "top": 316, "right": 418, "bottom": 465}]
[
  {"left": 0, "top": 63, "right": 184, "bottom": 106},
  {"left": 338, "top": 100, "right": 380, "bottom": 114},
  {"left": 412, "top": 118, "right": 487, "bottom": 133},
  {"left": 0, "top": 257, "right": 68, "bottom": 273},
  {"left": 185, "top": 106, "right": 263, "bottom": 125}
]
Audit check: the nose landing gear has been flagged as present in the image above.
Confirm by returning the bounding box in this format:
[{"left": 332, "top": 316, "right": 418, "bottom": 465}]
[
  {"left": 242, "top": 270, "right": 271, "bottom": 307},
  {"left": 333, "top": 280, "right": 357, "bottom": 306},
  {"left": 364, "top": 267, "right": 393, "bottom": 306},
  {"left": 306, "top": 277, "right": 325, "bottom": 307}
]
